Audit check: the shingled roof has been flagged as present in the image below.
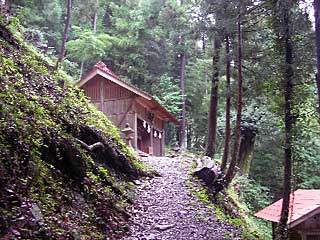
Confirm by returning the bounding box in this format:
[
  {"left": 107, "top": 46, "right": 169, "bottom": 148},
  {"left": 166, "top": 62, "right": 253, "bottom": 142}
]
[{"left": 255, "top": 189, "right": 320, "bottom": 228}]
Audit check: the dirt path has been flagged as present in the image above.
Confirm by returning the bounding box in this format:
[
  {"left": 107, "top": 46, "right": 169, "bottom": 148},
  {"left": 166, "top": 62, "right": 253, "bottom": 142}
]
[{"left": 122, "top": 156, "right": 242, "bottom": 240}]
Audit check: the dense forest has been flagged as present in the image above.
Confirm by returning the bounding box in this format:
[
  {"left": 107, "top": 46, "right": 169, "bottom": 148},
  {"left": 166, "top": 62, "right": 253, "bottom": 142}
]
[{"left": 1, "top": 0, "right": 320, "bottom": 239}]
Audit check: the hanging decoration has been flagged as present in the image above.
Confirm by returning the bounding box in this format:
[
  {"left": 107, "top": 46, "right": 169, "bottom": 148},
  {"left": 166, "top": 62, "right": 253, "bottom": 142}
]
[
  {"left": 143, "top": 120, "right": 147, "bottom": 128},
  {"left": 159, "top": 132, "right": 162, "bottom": 139},
  {"left": 147, "top": 125, "right": 151, "bottom": 133},
  {"left": 154, "top": 130, "right": 157, "bottom": 138}
]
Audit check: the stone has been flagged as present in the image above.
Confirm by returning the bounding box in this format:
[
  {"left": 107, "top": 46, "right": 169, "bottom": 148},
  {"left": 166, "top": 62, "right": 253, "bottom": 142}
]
[
  {"left": 31, "top": 203, "right": 43, "bottom": 222},
  {"left": 154, "top": 224, "right": 175, "bottom": 231},
  {"left": 133, "top": 180, "right": 142, "bottom": 185}
]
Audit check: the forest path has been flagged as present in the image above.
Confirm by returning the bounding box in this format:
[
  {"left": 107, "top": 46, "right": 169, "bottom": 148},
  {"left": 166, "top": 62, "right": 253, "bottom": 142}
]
[{"left": 122, "top": 156, "right": 242, "bottom": 240}]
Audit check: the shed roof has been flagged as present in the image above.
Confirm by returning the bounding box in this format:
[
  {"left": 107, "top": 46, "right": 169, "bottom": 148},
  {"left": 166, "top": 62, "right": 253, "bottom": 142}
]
[
  {"left": 254, "top": 189, "right": 320, "bottom": 228},
  {"left": 78, "top": 62, "right": 179, "bottom": 125}
]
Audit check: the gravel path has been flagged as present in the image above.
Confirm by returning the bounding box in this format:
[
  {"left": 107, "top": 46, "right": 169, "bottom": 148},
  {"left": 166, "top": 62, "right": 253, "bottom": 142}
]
[{"left": 122, "top": 156, "right": 242, "bottom": 240}]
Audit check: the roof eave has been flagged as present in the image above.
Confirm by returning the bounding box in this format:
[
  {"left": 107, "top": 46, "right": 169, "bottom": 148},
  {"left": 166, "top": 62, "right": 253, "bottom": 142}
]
[{"left": 288, "top": 206, "right": 320, "bottom": 229}]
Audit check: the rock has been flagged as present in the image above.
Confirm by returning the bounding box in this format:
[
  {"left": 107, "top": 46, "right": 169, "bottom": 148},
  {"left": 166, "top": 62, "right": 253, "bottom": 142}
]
[
  {"left": 133, "top": 180, "right": 142, "bottom": 185},
  {"left": 145, "top": 233, "right": 158, "bottom": 240},
  {"left": 179, "top": 210, "right": 188, "bottom": 215},
  {"left": 12, "top": 229, "right": 21, "bottom": 236},
  {"left": 31, "top": 203, "right": 43, "bottom": 222},
  {"left": 154, "top": 223, "right": 175, "bottom": 231}
]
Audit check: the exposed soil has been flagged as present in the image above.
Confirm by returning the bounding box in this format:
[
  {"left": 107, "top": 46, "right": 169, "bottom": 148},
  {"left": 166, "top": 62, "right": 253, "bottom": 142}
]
[{"left": 122, "top": 156, "right": 242, "bottom": 240}]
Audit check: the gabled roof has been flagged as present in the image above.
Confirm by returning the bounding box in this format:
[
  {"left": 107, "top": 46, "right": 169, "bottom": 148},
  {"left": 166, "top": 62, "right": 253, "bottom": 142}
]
[
  {"left": 77, "top": 62, "right": 179, "bottom": 125},
  {"left": 254, "top": 189, "right": 320, "bottom": 228}
]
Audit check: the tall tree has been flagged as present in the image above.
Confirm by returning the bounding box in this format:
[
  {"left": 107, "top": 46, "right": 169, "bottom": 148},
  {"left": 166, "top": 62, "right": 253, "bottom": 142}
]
[
  {"left": 223, "top": 3, "right": 243, "bottom": 187},
  {"left": 92, "top": 0, "right": 99, "bottom": 33},
  {"left": 221, "top": 33, "right": 231, "bottom": 172},
  {"left": 276, "top": 0, "right": 295, "bottom": 238},
  {"left": 179, "top": 50, "right": 187, "bottom": 148},
  {"left": 55, "top": 0, "right": 72, "bottom": 70},
  {"left": 178, "top": 0, "right": 187, "bottom": 149},
  {"left": 205, "top": 38, "right": 221, "bottom": 157},
  {"left": 315, "top": 0, "right": 320, "bottom": 120}
]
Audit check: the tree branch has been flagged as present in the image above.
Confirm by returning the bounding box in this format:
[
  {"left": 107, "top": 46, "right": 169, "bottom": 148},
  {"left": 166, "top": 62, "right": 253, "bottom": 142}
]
[{"left": 74, "top": 138, "right": 104, "bottom": 151}]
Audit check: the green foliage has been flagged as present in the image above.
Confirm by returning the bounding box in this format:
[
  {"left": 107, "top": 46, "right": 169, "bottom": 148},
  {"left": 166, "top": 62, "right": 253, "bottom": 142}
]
[
  {"left": 231, "top": 175, "right": 271, "bottom": 212},
  {"left": 153, "top": 74, "right": 182, "bottom": 116},
  {"left": 67, "top": 26, "right": 115, "bottom": 64}
]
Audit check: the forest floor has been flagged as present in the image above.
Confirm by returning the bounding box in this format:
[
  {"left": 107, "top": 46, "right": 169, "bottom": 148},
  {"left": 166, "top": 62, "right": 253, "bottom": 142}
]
[{"left": 121, "top": 155, "right": 243, "bottom": 240}]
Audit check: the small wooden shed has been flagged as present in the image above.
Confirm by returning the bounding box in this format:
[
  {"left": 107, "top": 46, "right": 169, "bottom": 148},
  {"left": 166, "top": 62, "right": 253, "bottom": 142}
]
[
  {"left": 255, "top": 189, "right": 320, "bottom": 240},
  {"left": 78, "top": 62, "right": 179, "bottom": 156}
]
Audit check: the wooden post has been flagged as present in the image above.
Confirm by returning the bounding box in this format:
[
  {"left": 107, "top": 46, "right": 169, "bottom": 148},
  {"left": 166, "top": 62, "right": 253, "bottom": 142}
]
[
  {"left": 162, "top": 130, "right": 165, "bottom": 156},
  {"left": 150, "top": 125, "right": 153, "bottom": 155},
  {"left": 100, "top": 79, "right": 105, "bottom": 113},
  {"left": 133, "top": 113, "right": 138, "bottom": 149}
]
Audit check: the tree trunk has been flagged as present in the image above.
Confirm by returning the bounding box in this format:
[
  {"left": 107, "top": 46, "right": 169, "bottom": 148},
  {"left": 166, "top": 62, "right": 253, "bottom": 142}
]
[
  {"left": 55, "top": 0, "right": 72, "bottom": 70},
  {"left": 93, "top": 0, "right": 99, "bottom": 33},
  {"left": 202, "top": 32, "right": 206, "bottom": 53},
  {"left": 238, "top": 125, "right": 257, "bottom": 175},
  {"left": 179, "top": 52, "right": 187, "bottom": 149},
  {"left": 93, "top": 12, "right": 98, "bottom": 33},
  {"left": 205, "top": 38, "right": 221, "bottom": 158},
  {"left": 277, "top": 2, "right": 294, "bottom": 239},
  {"left": 315, "top": 0, "right": 320, "bottom": 120},
  {"left": 79, "top": 60, "right": 84, "bottom": 80},
  {"left": 221, "top": 33, "right": 231, "bottom": 172},
  {"left": 223, "top": 8, "right": 243, "bottom": 188}
]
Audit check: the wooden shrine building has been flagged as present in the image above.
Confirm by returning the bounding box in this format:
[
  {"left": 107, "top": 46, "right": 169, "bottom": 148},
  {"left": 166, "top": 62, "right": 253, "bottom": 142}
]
[
  {"left": 255, "top": 189, "right": 320, "bottom": 240},
  {"left": 77, "top": 62, "right": 179, "bottom": 156}
]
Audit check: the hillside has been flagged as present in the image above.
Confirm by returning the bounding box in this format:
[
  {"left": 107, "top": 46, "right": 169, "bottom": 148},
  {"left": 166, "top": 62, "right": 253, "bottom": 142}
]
[{"left": 0, "top": 18, "right": 147, "bottom": 239}]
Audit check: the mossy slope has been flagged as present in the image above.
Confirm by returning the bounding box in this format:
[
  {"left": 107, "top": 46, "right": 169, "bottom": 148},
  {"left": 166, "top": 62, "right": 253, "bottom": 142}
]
[{"left": 0, "top": 18, "right": 144, "bottom": 239}]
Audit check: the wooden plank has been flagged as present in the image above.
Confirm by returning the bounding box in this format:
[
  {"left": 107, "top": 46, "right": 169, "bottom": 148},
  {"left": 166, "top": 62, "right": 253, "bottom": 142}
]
[
  {"left": 100, "top": 79, "right": 105, "bottom": 113},
  {"left": 117, "top": 97, "right": 136, "bottom": 127}
]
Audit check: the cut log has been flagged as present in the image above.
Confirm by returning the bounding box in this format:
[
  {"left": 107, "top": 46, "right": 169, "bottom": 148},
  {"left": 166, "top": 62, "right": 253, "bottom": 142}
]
[{"left": 193, "top": 156, "right": 220, "bottom": 187}]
